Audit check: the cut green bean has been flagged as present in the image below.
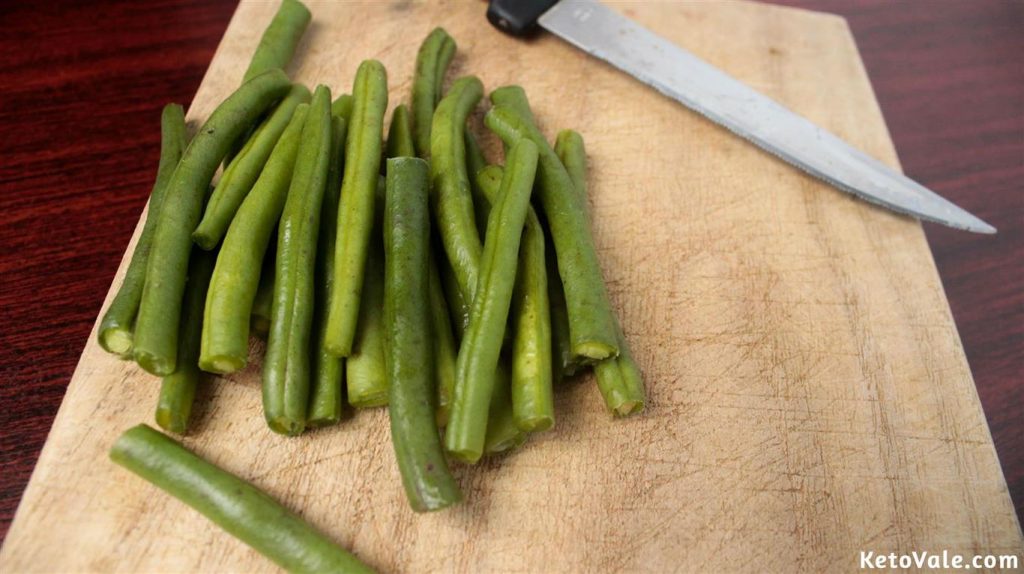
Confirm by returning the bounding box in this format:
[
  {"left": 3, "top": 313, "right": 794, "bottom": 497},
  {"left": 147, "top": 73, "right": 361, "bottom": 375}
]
[
  {"left": 193, "top": 84, "right": 310, "bottom": 250},
  {"left": 331, "top": 94, "right": 354, "bottom": 124},
  {"left": 384, "top": 157, "right": 462, "bottom": 511},
  {"left": 345, "top": 231, "right": 387, "bottom": 408},
  {"left": 429, "top": 255, "right": 458, "bottom": 427},
  {"left": 385, "top": 104, "right": 415, "bottom": 159},
  {"left": 429, "top": 76, "right": 484, "bottom": 306},
  {"left": 465, "top": 130, "right": 490, "bottom": 240},
  {"left": 98, "top": 104, "right": 187, "bottom": 357},
  {"left": 411, "top": 27, "right": 456, "bottom": 158},
  {"left": 325, "top": 60, "right": 388, "bottom": 357},
  {"left": 484, "top": 360, "right": 528, "bottom": 455},
  {"left": 200, "top": 104, "right": 308, "bottom": 374},
  {"left": 251, "top": 248, "right": 274, "bottom": 337},
  {"left": 134, "top": 69, "right": 291, "bottom": 376},
  {"left": 110, "top": 424, "right": 374, "bottom": 573},
  {"left": 556, "top": 129, "right": 645, "bottom": 415},
  {"left": 439, "top": 248, "right": 471, "bottom": 339},
  {"left": 263, "top": 85, "right": 332, "bottom": 435},
  {"left": 484, "top": 101, "right": 619, "bottom": 362},
  {"left": 243, "top": 0, "right": 312, "bottom": 82},
  {"left": 308, "top": 113, "right": 349, "bottom": 427},
  {"left": 156, "top": 248, "right": 216, "bottom": 435},
  {"left": 445, "top": 139, "right": 538, "bottom": 463},
  {"left": 475, "top": 165, "right": 553, "bottom": 432}
]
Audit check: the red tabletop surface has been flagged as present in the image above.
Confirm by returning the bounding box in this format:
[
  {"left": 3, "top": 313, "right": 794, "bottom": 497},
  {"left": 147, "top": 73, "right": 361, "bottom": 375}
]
[{"left": 0, "top": 0, "right": 1020, "bottom": 541}]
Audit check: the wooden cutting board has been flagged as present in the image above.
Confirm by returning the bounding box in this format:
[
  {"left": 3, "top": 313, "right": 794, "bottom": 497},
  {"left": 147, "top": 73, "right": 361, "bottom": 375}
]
[{"left": 2, "top": 1, "right": 1021, "bottom": 571}]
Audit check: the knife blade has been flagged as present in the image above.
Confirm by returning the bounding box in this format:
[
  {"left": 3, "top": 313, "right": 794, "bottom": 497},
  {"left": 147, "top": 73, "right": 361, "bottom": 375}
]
[{"left": 487, "top": 0, "right": 995, "bottom": 234}]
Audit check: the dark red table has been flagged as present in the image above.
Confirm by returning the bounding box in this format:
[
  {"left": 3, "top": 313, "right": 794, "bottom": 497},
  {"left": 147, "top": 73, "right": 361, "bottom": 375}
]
[{"left": 1, "top": 0, "right": 1020, "bottom": 542}]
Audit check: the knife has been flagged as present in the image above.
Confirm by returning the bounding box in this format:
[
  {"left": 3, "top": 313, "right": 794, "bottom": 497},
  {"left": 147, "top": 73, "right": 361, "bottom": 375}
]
[{"left": 486, "top": 0, "right": 996, "bottom": 234}]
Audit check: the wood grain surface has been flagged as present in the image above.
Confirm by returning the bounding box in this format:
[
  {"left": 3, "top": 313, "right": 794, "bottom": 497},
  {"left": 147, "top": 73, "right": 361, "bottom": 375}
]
[{"left": 0, "top": 0, "right": 1021, "bottom": 571}]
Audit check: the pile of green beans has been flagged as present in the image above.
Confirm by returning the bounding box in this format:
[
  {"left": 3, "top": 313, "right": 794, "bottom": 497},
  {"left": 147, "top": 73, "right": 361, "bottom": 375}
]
[{"left": 101, "top": 10, "right": 648, "bottom": 569}]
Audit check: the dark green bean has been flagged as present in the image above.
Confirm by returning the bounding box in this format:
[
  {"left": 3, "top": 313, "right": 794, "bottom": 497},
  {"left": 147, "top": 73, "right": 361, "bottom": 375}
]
[
  {"left": 556, "top": 129, "right": 645, "bottom": 416},
  {"left": 384, "top": 157, "right": 462, "bottom": 511},
  {"left": 386, "top": 104, "right": 415, "bottom": 159},
  {"left": 133, "top": 69, "right": 291, "bottom": 376},
  {"left": 263, "top": 85, "right": 332, "bottom": 435},
  {"left": 250, "top": 248, "right": 274, "bottom": 337},
  {"left": 199, "top": 105, "right": 308, "bottom": 374},
  {"left": 308, "top": 113, "right": 349, "bottom": 427},
  {"left": 110, "top": 424, "right": 374, "bottom": 573},
  {"left": 429, "top": 76, "right": 484, "bottom": 306},
  {"left": 429, "top": 255, "right": 458, "bottom": 427},
  {"left": 439, "top": 248, "right": 471, "bottom": 339},
  {"left": 242, "top": 0, "right": 311, "bottom": 82},
  {"left": 484, "top": 101, "right": 619, "bottom": 361},
  {"left": 156, "top": 248, "right": 215, "bottom": 435},
  {"left": 475, "top": 165, "right": 554, "bottom": 432},
  {"left": 98, "top": 104, "right": 187, "bottom": 357},
  {"left": 194, "top": 85, "right": 310, "bottom": 250},
  {"left": 545, "top": 243, "right": 577, "bottom": 378},
  {"left": 465, "top": 130, "right": 491, "bottom": 240},
  {"left": 411, "top": 27, "right": 456, "bottom": 158},
  {"left": 325, "top": 60, "right": 388, "bottom": 357},
  {"left": 445, "top": 140, "right": 539, "bottom": 463}
]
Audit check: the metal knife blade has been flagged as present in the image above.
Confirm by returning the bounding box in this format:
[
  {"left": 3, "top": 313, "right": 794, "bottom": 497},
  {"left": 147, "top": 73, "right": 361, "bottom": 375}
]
[{"left": 531, "top": 0, "right": 995, "bottom": 234}]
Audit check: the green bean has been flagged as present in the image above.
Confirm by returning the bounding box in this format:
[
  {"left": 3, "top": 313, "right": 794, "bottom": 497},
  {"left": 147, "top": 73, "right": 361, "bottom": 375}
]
[
  {"left": 110, "top": 424, "right": 374, "bottom": 573},
  {"left": 308, "top": 113, "right": 349, "bottom": 427},
  {"left": 411, "top": 27, "right": 456, "bottom": 158},
  {"left": 475, "top": 165, "right": 554, "bottom": 432},
  {"left": 156, "top": 248, "right": 215, "bottom": 434},
  {"left": 439, "top": 249, "right": 471, "bottom": 339},
  {"left": 545, "top": 244, "right": 576, "bottom": 378},
  {"left": 331, "top": 94, "right": 354, "bottom": 124},
  {"left": 243, "top": 0, "right": 311, "bottom": 82},
  {"left": 555, "top": 130, "right": 645, "bottom": 415},
  {"left": 199, "top": 105, "right": 308, "bottom": 374},
  {"left": 345, "top": 230, "right": 387, "bottom": 408},
  {"left": 251, "top": 248, "right": 274, "bottom": 337},
  {"left": 429, "top": 255, "right": 458, "bottom": 427},
  {"left": 484, "top": 360, "right": 527, "bottom": 455},
  {"left": 429, "top": 76, "right": 484, "bottom": 305},
  {"left": 263, "top": 85, "right": 332, "bottom": 435},
  {"left": 98, "top": 104, "right": 187, "bottom": 357},
  {"left": 386, "top": 104, "right": 415, "bottom": 159},
  {"left": 484, "top": 101, "right": 619, "bottom": 361},
  {"left": 193, "top": 85, "right": 310, "bottom": 250},
  {"left": 325, "top": 60, "right": 388, "bottom": 357},
  {"left": 465, "top": 130, "right": 491, "bottom": 240},
  {"left": 384, "top": 157, "right": 462, "bottom": 511},
  {"left": 133, "top": 69, "right": 291, "bottom": 376},
  {"left": 445, "top": 140, "right": 538, "bottom": 463}
]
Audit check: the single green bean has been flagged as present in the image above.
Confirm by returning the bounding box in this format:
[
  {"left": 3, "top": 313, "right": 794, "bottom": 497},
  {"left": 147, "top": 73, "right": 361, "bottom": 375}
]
[
  {"left": 308, "top": 113, "right": 349, "bottom": 427},
  {"left": 134, "top": 69, "right": 291, "bottom": 376},
  {"left": 110, "top": 424, "right": 374, "bottom": 573},
  {"left": 445, "top": 139, "right": 538, "bottom": 463},
  {"left": 98, "top": 104, "right": 187, "bottom": 357},
  {"left": 465, "top": 130, "right": 490, "bottom": 240},
  {"left": 199, "top": 105, "right": 308, "bottom": 374},
  {"left": 544, "top": 243, "right": 576, "bottom": 378},
  {"left": 484, "top": 101, "right": 619, "bottom": 361},
  {"left": 345, "top": 230, "right": 387, "bottom": 408},
  {"left": 194, "top": 84, "right": 310, "bottom": 250},
  {"left": 325, "top": 60, "right": 388, "bottom": 357},
  {"left": 331, "top": 94, "right": 354, "bottom": 124},
  {"left": 439, "top": 247, "right": 471, "bottom": 339},
  {"left": 484, "top": 359, "right": 528, "bottom": 455},
  {"left": 476, "top": 165, "right": 554, "bottom": 432},
  {"left": 386, "top": 104, "right": 415, "bottom": 159},
  {"left": 429, "top": 255, "right": 458, "bottom": 427},
  {"left": 552, "top": 129, "right": 590, "bottom": 377},
  {"left": 156, "top": 248, "right": 216, "bottom": 434},
  {"left": 263, "top": 85, "right": 332, "bottom": 435},
  {"left": 411, "top": 27, "right": 456, "bottom": 158},
  {"left": 243, "top": 0, "right": 311, "bottom": 82},
  {"left": 251, "top": 248, "right": 274, "bottom": 337},
  {"left": 384, "top": 157, "right": 462, "bottom": 511},
  {"left": 429, "top": 76, "right": 484, "bottom": 306},
  {"left": 556, "top": 130, "right": 645, "bottom": 415}
]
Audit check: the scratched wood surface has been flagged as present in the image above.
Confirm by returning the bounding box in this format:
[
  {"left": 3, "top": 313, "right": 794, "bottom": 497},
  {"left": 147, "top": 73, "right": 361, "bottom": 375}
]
[{"left": 1, "top": 1, "right": 1021, "bottom": 572}]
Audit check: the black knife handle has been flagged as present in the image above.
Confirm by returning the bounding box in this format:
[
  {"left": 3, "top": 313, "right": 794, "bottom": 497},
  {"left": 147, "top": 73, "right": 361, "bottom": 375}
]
[{"left": 487, "top": 0, "right": 559, "bottom": 37}]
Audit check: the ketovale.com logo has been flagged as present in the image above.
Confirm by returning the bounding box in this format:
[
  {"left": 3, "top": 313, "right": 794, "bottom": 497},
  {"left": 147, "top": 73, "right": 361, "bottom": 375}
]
[{"left": 860, "top": 550, "right": 1019, "bottom": 570}]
